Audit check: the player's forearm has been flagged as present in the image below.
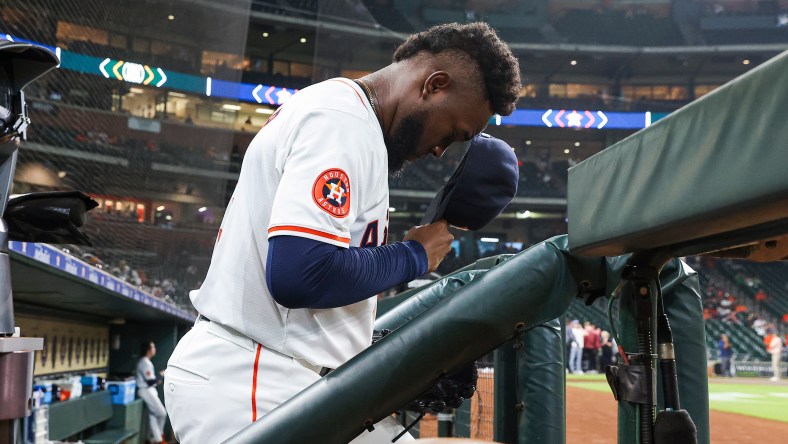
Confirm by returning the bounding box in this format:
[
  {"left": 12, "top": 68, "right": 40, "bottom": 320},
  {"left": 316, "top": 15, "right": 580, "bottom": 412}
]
[{"left": 266, "top": 235, "right": 428, "bottom": 309}]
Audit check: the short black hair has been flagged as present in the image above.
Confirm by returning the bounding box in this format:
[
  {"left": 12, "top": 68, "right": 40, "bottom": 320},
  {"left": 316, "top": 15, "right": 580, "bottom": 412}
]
[
  {"left": 140, "top": 341, "right": 154, "bottom": 356},
  {"left": 393, "top": 22, "right": 522, "bottom": 116}
]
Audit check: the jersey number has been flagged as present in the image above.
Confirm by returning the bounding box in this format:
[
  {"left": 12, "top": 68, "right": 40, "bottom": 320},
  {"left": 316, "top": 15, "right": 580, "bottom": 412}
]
[{"left": 360, "top": 220, "right": 388, "bottom": 248}]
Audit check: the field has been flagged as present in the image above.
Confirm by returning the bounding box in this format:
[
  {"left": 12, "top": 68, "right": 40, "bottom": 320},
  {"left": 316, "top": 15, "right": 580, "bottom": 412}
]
[
  {"left": 567, "top": 374, "right": 788, "bottom": 443},
  {"left": 418, "top": 374, "right": 788, "bottom": 442}
]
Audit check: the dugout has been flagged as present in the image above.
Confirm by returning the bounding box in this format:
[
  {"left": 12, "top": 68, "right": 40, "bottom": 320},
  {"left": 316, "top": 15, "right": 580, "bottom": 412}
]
[{"left": 6, "top": 243, "right": 194, "bottom": 443}]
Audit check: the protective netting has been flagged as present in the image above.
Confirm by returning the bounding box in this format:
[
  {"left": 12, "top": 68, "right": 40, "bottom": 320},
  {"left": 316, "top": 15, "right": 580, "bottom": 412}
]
[
  {"left": 2, "top": 0, "right": 451, "bottom": 313},
  {"left": 313, "top": 0, "right": 410, "bottom": 85},
  {"left": 469, "top": 367, "right": 496, "bottom": 440},
  {"left": 3, "top": 0, "right": 539, "bottom": 312},
  {"left": 3, "top": 0, "right": 253, "bottom": 310}
]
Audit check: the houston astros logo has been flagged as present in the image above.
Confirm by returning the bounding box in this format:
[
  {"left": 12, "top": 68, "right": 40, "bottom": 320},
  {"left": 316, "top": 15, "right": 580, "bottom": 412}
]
[{"left": 312, "top": 168, "right": 351, "bottom": 217}]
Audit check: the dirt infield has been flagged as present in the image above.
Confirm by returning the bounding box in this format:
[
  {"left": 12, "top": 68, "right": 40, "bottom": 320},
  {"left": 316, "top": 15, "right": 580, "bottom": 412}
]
[
  {"left": 566, "top": 385, "right": 788, "bottom": 444},
  {"left": 419, "top": 376, "right": 788, "bottom": 442}
]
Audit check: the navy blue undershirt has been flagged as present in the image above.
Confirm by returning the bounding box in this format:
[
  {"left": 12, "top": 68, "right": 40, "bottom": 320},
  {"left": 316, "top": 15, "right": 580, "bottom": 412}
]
[{"left": 266, "top": 235, "right": 429, "bottom": 309}]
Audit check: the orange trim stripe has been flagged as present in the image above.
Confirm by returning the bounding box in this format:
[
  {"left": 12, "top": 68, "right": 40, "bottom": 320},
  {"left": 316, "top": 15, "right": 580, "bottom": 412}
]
[
  {"left": 268, "top": 225, "right": 350, "bottom": 244},
  {"left": 328, "top": 79, "right": 366, "bottom": 108},
  {"left": 251, "top": 343, "right": 262, "bottom": 422}
]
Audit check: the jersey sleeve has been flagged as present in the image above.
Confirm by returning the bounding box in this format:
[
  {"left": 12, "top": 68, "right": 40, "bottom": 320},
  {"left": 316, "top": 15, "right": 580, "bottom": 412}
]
[
  {"left": 144, "top": 360, "right": 154, "bottom": 379},
  {"left": 268, "top": 108, "right": 372, "bottom": 248}
]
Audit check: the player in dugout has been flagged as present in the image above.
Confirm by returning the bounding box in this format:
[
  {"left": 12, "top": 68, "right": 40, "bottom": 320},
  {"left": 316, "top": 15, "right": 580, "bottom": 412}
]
[{"left": 164, "top": 22, "right": 522, "bottom": 443}]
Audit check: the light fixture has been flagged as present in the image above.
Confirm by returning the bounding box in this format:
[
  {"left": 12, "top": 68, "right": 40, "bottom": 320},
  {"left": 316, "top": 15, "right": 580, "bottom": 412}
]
[
  {"left": 574, "top": 142, "right": 580, "bottom": 147},
  {"left": 168, "top": 92, "right": 186, "bottom": 98},
  {"left": 57, "top": 171, "right": 67, "bottom": 178},
  {"left": 165, "top": 215, "right": 173, "bottom": 221},
  {"left": 388, "top": 207, "right": 396, "bottom": 212},
  {"left": 516, "top": 210, "right": 531, "bottom": 220},
  {"left": 129, "top": 87, "right": 144, "bottom": 94},
  {"left": 168, "top": 15, "right": 175, "bottom": 21},
  {"left": 300, "top": 37, "right": 307, "bottom": 43},
  {"left": 525, "top": 140, "right": 532, "bottom": 145},
  {"left": 156, "top": 205, "right": 165, "bottom": 211},
  {"left": 222, "top": 104, "right": 242, "bottom": 111},
  {"left": 263, "top": 32, "right": 269, "bottom": 38},
  {"left": 255, "top": 108, "right": 274, "bottom": 114},
  {"left": 480, "top": 237, "right": 500, "bottom": 243},
  {"left": 564, "top": 149, "right": 570, "bottom": 154},
  {"left": 198, "top": 207, "right": 207, "bottom": 213},
  {"left": 742, "top": 59, "right": 750, "bottom": 65},
  {"left": 570, "top": 60, "right": 577, "bottom": 66}
]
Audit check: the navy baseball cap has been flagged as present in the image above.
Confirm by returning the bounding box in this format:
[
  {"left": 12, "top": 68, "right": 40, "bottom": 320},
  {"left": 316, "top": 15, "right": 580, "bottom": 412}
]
[{"left": 420, "top": 133, "right": 518, "bottom": 230}]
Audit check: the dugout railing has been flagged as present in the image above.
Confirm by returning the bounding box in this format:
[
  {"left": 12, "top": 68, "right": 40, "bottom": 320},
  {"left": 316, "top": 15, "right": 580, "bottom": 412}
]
[
  {"left": 379, "top": 249, "right": 708, "bottom": 444},
  {"left": 224, "top": 236, "right": 711, "bottom": 444}
]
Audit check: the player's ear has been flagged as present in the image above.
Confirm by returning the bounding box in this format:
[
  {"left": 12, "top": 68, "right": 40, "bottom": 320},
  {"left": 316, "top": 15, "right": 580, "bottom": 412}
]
[{"left": 421, "top": 71, "right": 451, "bottom": 99}]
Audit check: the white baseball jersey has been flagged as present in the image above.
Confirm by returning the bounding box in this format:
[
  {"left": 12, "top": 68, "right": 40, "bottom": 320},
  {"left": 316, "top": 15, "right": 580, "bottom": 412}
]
[
  {"left": 136, "top": 356, "right": 156, "bottom": 388},
  {"left": 191, "top": 78, "right": 389, "bottom": 369}
]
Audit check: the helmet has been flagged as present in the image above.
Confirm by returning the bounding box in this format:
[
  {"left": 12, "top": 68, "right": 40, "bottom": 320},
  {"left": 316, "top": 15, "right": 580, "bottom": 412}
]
[{"left": 0, "top": 40, "right": 59, "bottom": 141}]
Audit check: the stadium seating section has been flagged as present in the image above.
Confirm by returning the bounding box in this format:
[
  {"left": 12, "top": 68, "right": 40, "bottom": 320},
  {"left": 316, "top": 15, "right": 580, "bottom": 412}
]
[
  {"left": 716, "top": 260, "right": 788, "bottom": 322},
  {"left": 554, "top": 9, "right": 684, "bottom": 46},
  {"left": 565, "top": 298, "right": 609, "bottom": 333},
  {"left": 567, "top": 258, "right": 788, "bottom": 365},
  {"left": 24, "top": 101, "right": 572, "bottom": 200},
  {"left": 706, "top": 317, "right": 769, "bottom": 361},
  {"left": 703, "top": 29, "right": 788, "bottom": 45}
]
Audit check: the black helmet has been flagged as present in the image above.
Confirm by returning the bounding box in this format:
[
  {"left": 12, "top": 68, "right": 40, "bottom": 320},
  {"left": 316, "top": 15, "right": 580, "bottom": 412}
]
[
  {"left": 0, "top": 40, "right": 59, "bottom": 91},
  {"left": 0, "top": 40, "right": 59, "bottom": 142}
]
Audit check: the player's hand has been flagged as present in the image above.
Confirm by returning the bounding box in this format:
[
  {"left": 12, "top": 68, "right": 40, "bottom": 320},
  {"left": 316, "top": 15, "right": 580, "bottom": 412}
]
[{"left": 404, "top": 219, "right": 454, "bottom": 272}]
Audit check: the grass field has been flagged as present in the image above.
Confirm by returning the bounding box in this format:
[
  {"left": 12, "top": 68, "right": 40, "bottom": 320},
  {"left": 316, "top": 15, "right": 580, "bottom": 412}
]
[{"left": 566, "top": 374, "right": 788, "bottom": 423}]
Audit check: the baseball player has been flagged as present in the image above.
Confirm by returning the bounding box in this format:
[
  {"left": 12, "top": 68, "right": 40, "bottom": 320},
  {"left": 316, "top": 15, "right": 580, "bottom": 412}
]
[
  {"left": 164, "top": 22, "right": 521, "bottom": 443},
  {"left": 136, "top": 341, "right": 167, "bottom": 444}
]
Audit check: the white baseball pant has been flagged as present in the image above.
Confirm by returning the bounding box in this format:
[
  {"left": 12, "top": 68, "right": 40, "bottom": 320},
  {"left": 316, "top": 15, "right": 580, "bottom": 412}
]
[
  {"left": 137, "top": 386, "right": 167, "bottom": 442},
  {"left": 164, "top": 319, "right": 413, "bottom": 443}
]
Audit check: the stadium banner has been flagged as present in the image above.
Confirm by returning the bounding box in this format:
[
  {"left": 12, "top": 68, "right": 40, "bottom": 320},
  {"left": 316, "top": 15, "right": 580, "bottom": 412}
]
[{"left": 3, "top": 33, "right": 657, "bottom": 131}]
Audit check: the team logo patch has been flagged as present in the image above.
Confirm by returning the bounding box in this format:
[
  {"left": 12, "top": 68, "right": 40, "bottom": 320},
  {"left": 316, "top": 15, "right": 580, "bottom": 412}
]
[{"left": 312, "top": 168, "right": 351, "bottom": 218}]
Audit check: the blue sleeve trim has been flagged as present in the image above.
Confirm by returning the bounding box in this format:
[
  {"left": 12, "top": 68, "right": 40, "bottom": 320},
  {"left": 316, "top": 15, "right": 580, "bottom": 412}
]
[{"left": 266, "top": 236, "right": 428, "bottom": 309}]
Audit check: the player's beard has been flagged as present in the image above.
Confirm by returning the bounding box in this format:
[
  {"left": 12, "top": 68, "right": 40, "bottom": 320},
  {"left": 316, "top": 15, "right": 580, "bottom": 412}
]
[{"left": 385, "top": 109, "right": 426, "bottom": 176}]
